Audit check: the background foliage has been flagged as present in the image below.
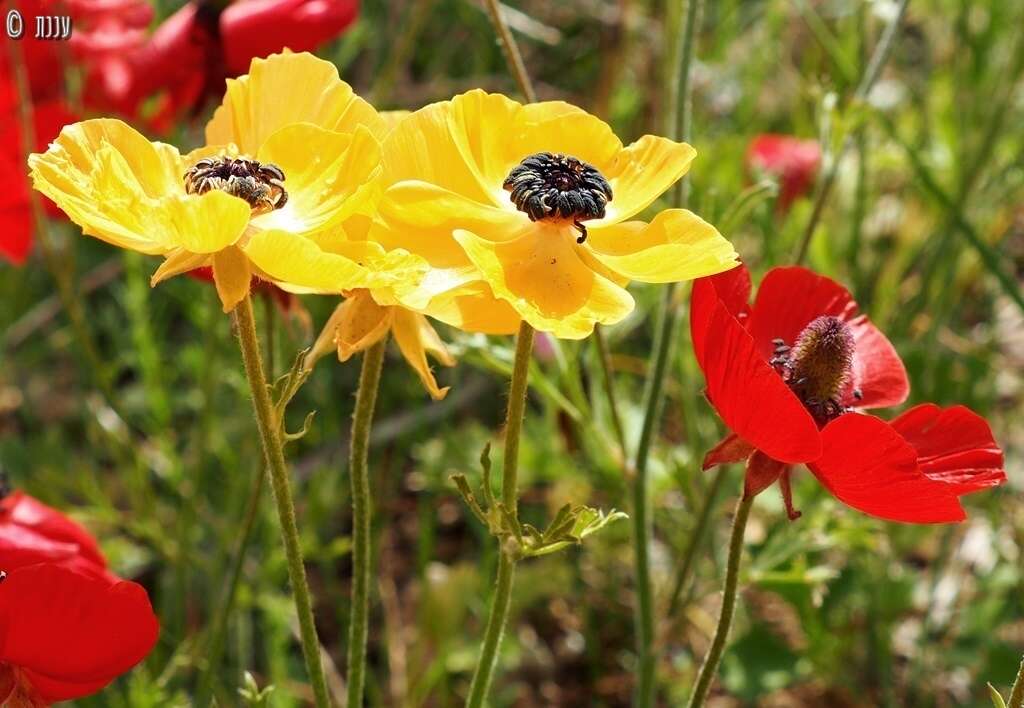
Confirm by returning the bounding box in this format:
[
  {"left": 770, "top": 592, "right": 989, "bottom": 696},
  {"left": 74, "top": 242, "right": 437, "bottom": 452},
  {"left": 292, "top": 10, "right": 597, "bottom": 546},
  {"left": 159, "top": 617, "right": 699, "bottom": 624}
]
[{"left": 2, "top": 0, "right": 1022, "bottom": 705}]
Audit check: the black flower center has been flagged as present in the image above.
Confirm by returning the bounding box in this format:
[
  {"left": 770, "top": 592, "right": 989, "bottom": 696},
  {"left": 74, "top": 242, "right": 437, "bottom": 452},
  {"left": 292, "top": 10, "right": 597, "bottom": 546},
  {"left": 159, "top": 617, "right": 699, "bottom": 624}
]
[
  {"left": 184, "top": 156, "right": 288, "bottom": 214},
  {"left": 503, "top": 152, "right": 613, "bottom": 243},
  {"left": 769, "top": 316, "right": 860, "bottom": 424}
]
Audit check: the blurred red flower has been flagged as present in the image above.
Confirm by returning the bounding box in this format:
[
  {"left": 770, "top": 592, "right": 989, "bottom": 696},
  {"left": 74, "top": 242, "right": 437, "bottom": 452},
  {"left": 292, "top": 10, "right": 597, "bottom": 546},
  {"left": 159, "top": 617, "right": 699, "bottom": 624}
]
[
  {"left": 746, "top": 134, "right": 821, "bottom": 210},
  {"left": 0, "top": 564, "right": 159, "bottom": 705},
  {"left": 691, "top": 264, "right": 1006, "bottom": 523},
  {"left": 0, "top": 490, "right": 159, "bottom": 704},
  {"left": 86, "top": 0, "right": 360, "bottom": 132},
  {"left": 0, "top": 50, "right": 78, "bottom": 265}
]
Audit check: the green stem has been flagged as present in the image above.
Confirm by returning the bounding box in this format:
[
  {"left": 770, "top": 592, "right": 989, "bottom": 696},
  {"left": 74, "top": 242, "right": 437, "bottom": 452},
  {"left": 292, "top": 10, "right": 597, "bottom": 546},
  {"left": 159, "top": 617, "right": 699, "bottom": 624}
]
[
  {"left": 592, "top": 326, "right": 628, "bottom": 459},
  {"left": 793, "top": 0, "right": 910, "bottom": 265},
  {"left": 482, "top": 0, "right": 537, "bottom": 102},
  {"left": 667, "top": 466, "right": 727, "bottom": 617},
  {"left": 465, "top": 321, "right": 535, "bottom": 708},
  {"left": 1009, "top": 655, "right": 1024, "bottom": 708},
  {"left": 686, "top": 494, "right": 753, "bottom": 708},
  {"left": 231, "top": 295, "right": 330, "bottom": 708},
  {"left": 347, "top": 337, "right": 387, "bottom": 708}
]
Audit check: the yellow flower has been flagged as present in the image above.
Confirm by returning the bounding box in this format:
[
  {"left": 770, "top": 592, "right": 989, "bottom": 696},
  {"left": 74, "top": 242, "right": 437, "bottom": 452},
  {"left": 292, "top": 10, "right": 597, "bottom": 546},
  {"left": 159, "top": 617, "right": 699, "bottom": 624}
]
[
  {"left": 368, "top": 89, "right": 739, "bottom": 339},
  {"left": 28, "top": 51, "right": 418, "bottom": 312},
  {"left": 309, "top": 289, "right": 455, "bottom": 400}
]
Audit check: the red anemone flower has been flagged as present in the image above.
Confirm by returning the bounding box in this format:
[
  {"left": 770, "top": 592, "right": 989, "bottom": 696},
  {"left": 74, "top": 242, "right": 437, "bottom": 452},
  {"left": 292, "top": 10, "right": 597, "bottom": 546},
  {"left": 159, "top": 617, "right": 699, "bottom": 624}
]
[
  {"left": 85, "top": 0, "right": 359, "bottom": 132},
  {"left": 0, "top": 564, "right": 159, "bottom": 705},
  {"left": 746, "top": 134, "right": 821, "bottom": 210},
  {"left": 0, "top": 491, "right": 108, "bottom": 575},
  {"left": 691, "top": 264, "right": 1006, "bottom": 523}
]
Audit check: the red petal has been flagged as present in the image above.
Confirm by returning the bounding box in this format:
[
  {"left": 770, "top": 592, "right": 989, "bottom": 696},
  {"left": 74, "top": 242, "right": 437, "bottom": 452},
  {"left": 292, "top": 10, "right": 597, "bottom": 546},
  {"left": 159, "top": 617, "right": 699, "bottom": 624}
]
[
  {"left": 747, "top": 267, "right": 909, "bottom": 409},
  {"left": 690, "top": 263, "right": 752, "bottom": 371},
  {"left": 702, "top": 433, "right": 755, "bottom": 470},
  {"left": 221, "top": 0, "right": 359, "bottom": 75},
  {"left": 699, "top": 300, "right": 821, "bottom": 463},
  {"left": 0, "top": 565, "right": 158, "bottom": 701},
  {"left": 808, "top": 413, "right": 966, "bottom": 523},
  {"left": 746, "top": 134, "right": 821, "bottom": 209},
  {"left": 889, "top": 404, "right": 1006, "bottom": 494},
  {"left": 744, "top": 451, "right": 787, "bottom": 498},
  {"left": 0, "top": 154, "right": 32, "bottom": 265},
  {"left": 2, "top": 492, "right": 106, "bottom": 569}
]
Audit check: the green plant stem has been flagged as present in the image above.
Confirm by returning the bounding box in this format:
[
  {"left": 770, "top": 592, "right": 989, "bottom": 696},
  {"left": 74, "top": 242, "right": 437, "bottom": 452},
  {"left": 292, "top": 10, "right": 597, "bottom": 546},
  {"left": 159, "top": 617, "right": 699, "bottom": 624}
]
[
  {"left": 592, "top": 326, "right": 628, "bottom": 459},
  {"left": 347, "top": 337, "right": 387, "bottom": 708},
  {"left": 232, "top": 294, "right": 330, "bottom": 708},
  {"left": 793, "top": 0, "right": 910, "bottom": 265},
  {"left": 667, "top": 466, "right": 727, "bottom": 616},
  {"left": 1009, "top": 655, "right": 1024, "bottom": 708},
  {"left": 482, "top": 0, "right": 537, "bottom": 102},
  {"left": 685, "top": 494, "right": 753, "bottom": 708},
  {"left": 629, "top": 2, "right": 704, "bottom": 705},
  {"left": 465, "top": 321, "right": 535, "bottom": 708}
]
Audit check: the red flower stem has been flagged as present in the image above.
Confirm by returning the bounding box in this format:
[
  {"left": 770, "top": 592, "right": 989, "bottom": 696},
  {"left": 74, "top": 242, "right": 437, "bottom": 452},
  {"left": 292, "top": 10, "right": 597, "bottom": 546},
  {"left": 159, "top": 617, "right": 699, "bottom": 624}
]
[
  {"left": 465, "top": 321, "right": 535, "bottom": 708},
  {"left": 1009, "top": 655, "right": 1024, "bottom": 708},
  {"left": 232, "top": 294, "right": 331, "bottom": 708},
  {"left": 685, "top": 492, "right": 754, "bottom": 708},
  {"left": 793, "top": 0, "right": 910, "bottom": 265},
  {"left": 347, "top": 336, "right": 387, "bottom": 708}
]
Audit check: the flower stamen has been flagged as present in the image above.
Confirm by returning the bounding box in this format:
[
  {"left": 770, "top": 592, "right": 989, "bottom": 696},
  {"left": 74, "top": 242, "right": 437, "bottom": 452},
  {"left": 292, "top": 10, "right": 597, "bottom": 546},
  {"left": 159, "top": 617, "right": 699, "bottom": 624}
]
[
  {"left": 503, "top": 152, "right": 612, "bottom": 243},
  {"left": 770, "top": 315, "right": 855, "bottom": 424},
  {"left": 184, "top": 156, "right": 288, "bottom": 215}
]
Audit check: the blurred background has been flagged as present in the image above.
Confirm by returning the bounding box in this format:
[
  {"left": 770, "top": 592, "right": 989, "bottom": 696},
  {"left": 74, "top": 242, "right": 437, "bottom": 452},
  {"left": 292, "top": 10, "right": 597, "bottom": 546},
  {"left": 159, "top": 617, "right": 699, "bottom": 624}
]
[{"left": 1, "top": 0, "right": 1022, "bottom": 705}]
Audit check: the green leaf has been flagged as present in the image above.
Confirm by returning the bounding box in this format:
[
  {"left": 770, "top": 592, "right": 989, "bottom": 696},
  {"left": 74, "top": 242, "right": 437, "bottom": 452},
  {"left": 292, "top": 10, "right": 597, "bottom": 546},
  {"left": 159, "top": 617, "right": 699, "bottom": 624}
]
[{"left": 987, "top": 683, "right": 1007, "bottom": 708}]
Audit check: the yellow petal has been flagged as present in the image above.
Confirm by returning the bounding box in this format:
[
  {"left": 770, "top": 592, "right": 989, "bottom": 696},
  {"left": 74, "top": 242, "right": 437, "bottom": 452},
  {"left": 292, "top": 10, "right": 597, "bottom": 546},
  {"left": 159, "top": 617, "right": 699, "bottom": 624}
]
[
  {"left": 585, "top": 208, "right": 739, "bottom": 283},
  {"left": 212, "top": 245, "right": 252, "bottom": 312},
  {"left": 597, "top": 135, "right": 697, "bottom": 225},
  {"left": 334, "top": 291, "right": 392, "bottom": 361},
  {"left": 157, "top": 190, "right": 252, "bottom": 253},
  {"left": 252, "top": 123, "right": 382, "bottom": 238},
  {"left": 241, "top": 228, "right": 376, "bottom": 294},
  {"left": 205, "top": 52, "right": 385, "bottom": 154},
  {"left": 28, "top": 119, "right": 204, "bottom": 254},
  {"left": 379, "top": 110, "right": 411, "bottom": 134},
  {"left": 391, "top": 308, "right": 454, "bottom": 400},
  {"left": 415, "top": 279, "right": 522, "bottom": 336},
  {"left": 452, "top": 224, "right": 634, "bottom": 339},
  {"left": 150, "top": 249, "right": 210, "bottom": 286},
  {"left": 309, "top": 302, "right": 346, "bottom": 367}
]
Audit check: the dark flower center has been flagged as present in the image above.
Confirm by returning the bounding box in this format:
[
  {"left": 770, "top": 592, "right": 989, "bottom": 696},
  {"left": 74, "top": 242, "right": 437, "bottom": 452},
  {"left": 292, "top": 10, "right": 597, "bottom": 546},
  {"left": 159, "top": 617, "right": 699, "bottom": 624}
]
[
  {"left": 184, "top": 156, "right": 288, "bottom": 214},
  {"left": 503, "top": 152, "right": 613, "bottom": 243},
  {"left": 770, "top": 315, "right": 858, "bottom": 424}
]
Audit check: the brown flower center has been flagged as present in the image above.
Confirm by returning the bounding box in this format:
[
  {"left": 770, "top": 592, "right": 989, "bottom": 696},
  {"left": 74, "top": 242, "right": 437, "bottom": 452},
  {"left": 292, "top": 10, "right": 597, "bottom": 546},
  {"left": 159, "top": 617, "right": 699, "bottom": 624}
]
[
  {"left": 770, "top": 315, "right": 858, "bottom": 424},
  {"left": 183, "top": 156, "right": 288, "bottom": 215},
  {"left": 503, "top": 152, "right": 613, "bottom": 243}
]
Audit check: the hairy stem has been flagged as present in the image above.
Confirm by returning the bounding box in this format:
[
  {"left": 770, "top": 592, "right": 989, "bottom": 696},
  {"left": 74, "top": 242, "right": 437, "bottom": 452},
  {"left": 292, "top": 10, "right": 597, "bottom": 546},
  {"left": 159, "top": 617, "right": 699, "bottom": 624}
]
[
  {"left": 1009, "top": 654, "right": 1024, "bottom": 708},
  {"left": 686, "top": 494, "right": 753, "bottom": 708},
  {"left": 232, "top": 295, "right": 330, "bottom": 708},
  {"left": 465, "top": 321, "right": 535, "bottom": 708},
  {"left": 347, "top": 337, "right": 387, "bottom": 708}
]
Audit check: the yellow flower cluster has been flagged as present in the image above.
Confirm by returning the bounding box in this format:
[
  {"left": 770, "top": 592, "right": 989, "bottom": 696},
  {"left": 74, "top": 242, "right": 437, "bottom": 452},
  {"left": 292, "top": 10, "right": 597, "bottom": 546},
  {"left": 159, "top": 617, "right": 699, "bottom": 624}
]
[{"left": 30, "top": 51, "right": 738, "bottom": 400}]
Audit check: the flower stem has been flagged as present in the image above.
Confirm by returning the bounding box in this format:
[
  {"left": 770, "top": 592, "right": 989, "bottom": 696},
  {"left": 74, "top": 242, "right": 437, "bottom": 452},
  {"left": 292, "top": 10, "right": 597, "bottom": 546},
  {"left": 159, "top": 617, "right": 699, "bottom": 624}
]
[
  {"left": 793, "top": 0, "right": 910, "bottom": 265},
  {"left": 482, "top": 0, "right": 537, "bottom": 103},
  {"left": 685, "top": 493, "right": 753, "bottom": 708},
  {"left": 593, "top": 326, "right": 628, "bottom": 459},
  {"left": 667, "top": 466, "right": 727, "bottom": 617},
  {"left": 231, "top": 294, "right": 330, "bottom": 708},
  {"left": 347, "top": 337, "right": 387, "bottom": 708},
  {"left": 465, "top": 321, "right": 535, "bottom": 708},
  {"left": 1009, "top": 655, "right": 1024, "bottom": 708}
]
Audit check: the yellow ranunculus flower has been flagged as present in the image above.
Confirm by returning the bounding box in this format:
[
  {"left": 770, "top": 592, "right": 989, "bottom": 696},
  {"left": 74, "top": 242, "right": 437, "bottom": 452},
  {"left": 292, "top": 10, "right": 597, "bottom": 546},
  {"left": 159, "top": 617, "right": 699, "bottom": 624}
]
[
  {"left": 367, "top": 89, "right": 740, "bottom": 339},
  {"left": 28, "top": 51, "right": 420, "bottom": 312}
]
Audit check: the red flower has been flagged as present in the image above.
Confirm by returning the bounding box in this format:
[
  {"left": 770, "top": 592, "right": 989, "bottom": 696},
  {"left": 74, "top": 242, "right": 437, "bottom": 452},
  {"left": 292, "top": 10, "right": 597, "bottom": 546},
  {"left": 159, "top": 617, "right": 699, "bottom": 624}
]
[
  {"left": 746, "top": 134, "right": 821, "bottom": 210},
  {"left": 85, "top": 0, "right": 359, "bottom": 132},
  {"left": 0, "top": 564, "right": 159, "bottom": 705},
  {"left": 691, "top": 264, "right": 1006, "bottom": 523},
  {"left": 0, "top": 491, "right": 107, "bottom": 574},
  {"left": 0, "top": 54, "right": 78, "bottom": 265},
  {"left": 0, "top": 490, "right": 159, "bottom": 704}
]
